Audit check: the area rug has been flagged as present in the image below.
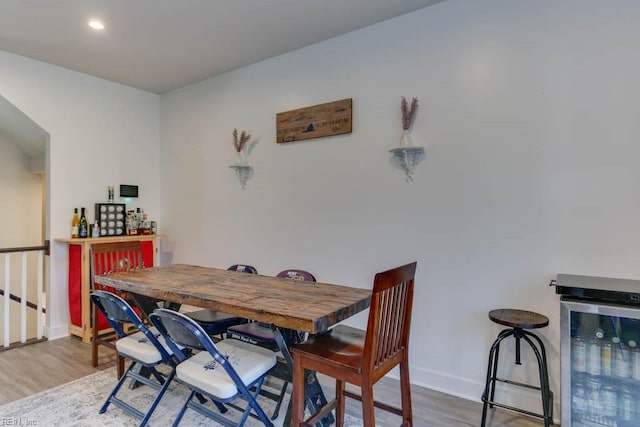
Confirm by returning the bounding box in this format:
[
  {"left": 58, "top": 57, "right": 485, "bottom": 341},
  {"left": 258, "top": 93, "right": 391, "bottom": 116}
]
[{"left": 0, "top": 368, "right": 364, "bottom": 426}]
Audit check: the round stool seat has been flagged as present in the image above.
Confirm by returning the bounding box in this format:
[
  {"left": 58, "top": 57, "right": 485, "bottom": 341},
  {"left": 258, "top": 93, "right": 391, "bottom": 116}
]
[{"left": 489, "top": 309, "right": 548, "bottom": 329}]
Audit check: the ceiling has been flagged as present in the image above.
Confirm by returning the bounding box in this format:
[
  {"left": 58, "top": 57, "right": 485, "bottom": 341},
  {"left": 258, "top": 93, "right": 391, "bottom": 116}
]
[{"left": 0, "top": 0, "right": 445, "bottom": 94}]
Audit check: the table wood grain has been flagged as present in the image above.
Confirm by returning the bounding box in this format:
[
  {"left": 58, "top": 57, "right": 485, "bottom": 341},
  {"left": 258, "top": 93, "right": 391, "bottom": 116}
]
[{"left": 95, "top": 264, "right": 372, "bottom": 334}]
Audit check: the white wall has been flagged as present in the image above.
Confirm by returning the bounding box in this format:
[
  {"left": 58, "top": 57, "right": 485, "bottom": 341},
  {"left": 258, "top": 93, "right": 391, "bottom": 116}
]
[
  {"left": 160, "top": 0, "right": 640, "bottom": 415},
  {"left": 0, "top": 50, "right": 161, "bottom": 339},
  {"left": 0, "top": 136, "right": 42, "bottom": 247},
  {"left": 0, "top": 136, "right": 42, "bottom": 344}
]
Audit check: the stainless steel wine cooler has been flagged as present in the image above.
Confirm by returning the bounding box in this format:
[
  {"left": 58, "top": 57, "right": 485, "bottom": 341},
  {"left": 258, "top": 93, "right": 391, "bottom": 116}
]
[{"left": 556, "top": 274, "right": 640, "bottom": 427}]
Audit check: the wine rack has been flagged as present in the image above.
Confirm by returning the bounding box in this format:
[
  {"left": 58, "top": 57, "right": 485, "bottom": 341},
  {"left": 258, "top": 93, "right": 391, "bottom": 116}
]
[{"left": 95, "top": 203, "right": 126, "bottom": 237}]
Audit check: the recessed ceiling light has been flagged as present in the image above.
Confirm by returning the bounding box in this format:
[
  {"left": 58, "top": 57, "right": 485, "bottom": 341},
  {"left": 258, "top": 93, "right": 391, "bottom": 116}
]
[{"left": 88, "top": 20, "right": 105, "bottom": 30}]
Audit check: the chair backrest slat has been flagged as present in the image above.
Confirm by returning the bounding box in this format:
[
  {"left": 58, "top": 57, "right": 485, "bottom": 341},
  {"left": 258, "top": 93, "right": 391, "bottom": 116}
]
[
  {"left": 91, "top": 241, "right": 144, "bottom": 278},
  {"left": 90, "top": 242, "right": 146, "bottom": 326},
  {"left": 363, "top": 262, "right": 416, "bottom": 372}
]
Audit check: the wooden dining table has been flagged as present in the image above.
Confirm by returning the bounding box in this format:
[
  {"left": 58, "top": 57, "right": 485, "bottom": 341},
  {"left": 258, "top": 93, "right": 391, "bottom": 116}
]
[{"left": 95, "top": 263, "right": 372, "bottom": 426}]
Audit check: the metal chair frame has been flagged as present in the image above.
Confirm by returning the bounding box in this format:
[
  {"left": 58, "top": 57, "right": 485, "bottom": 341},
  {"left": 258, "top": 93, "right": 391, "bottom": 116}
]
[
  {"left": 90, "top": 290, "right": 176, "bottom": 427},
  {"left": 150, "top": 308, "right": 276, "bottom": 427}
]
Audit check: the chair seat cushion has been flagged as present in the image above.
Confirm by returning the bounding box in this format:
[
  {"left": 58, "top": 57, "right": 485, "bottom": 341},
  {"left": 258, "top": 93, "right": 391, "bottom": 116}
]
[
  {"left": 116, "top": 327, "right": 178, "bottom": 365},
  {"left": 292, "top": 325, "right": 365, "bottom": 372},
  {"left": 227, "top": 322, "right": 276, "bottom": 343},
  {"left": 176, "top": 338, "right": 277, "bottom": 400}
]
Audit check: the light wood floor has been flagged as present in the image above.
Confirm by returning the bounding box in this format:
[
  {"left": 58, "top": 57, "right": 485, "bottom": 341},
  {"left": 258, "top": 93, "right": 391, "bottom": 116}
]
[{"left": 0, "top": 337, "right": 547, "bottom": 426}]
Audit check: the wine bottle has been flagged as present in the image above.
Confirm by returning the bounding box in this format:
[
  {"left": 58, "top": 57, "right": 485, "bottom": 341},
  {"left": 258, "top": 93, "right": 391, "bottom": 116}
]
[
  {"left": 71, "top": 208, "right": 80, "bottom": 238},
  {"left": 79, "top": 207, "right": 88, "bottom": 238}
]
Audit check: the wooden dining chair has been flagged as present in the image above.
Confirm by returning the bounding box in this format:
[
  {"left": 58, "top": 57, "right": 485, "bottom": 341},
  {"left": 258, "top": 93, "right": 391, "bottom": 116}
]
[
  {"left": 290, "top": 262, "right": 417, "bottom": 427},
  {"left": 91, "top": 241, "right": 145, "bottom": 377}
]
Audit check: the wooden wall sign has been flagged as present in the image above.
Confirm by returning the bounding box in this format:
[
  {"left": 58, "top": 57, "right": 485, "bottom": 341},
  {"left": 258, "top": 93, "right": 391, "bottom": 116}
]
[{"left": 276, "top": 98, "right": 352, "bottom": 143}]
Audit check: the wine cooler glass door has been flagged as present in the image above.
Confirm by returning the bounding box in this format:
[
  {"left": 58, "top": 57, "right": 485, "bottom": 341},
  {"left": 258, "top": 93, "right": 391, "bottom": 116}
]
[{"left": 561, "top": 299, "right": 640, "bottom": 426}]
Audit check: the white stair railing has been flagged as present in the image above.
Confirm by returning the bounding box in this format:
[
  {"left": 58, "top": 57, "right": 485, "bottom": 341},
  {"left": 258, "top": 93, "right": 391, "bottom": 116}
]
[{"left": 0, "top": 244, "right": 47, "bottom": 348}]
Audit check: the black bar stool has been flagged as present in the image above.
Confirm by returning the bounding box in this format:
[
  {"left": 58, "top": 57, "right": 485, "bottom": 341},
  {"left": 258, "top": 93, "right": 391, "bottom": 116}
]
[{"left": 481, "top": 308, "right": 553, "bottom": 426}]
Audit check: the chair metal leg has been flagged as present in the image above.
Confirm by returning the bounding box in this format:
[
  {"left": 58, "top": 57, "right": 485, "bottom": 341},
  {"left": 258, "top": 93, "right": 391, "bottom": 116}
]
[
  {"left": 481, "top": 328, "right": 514, "bottom": 427},
  {"left": 244, "top": 376, "right": 274, "bottom": 427},
  {"left": 172, "top": 390, "right": 195, "bottom": 427},
  {"left": 489, "top": 328, "right": 512, "bottom": 408},
  {"left": 481, "top": 346, "right": 496, "bottom": 426},
  {"left": 271, "top": 380, "right": 288, "bottom": 420},
  {"left": 100, "top": 362, "right": 136, "bottom": 414},
  {"left": 521, "top": 330, "right": 553, "bottom": 427},
  {"left": 481, "top": 327, "right": 553, "bottom": 427},
  {"left": 140, "top": 369, "right": 175, "bottom": 427}
]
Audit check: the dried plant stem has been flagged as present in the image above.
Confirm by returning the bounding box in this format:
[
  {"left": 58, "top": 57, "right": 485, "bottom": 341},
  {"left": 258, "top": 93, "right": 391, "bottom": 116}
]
[
  {"left": 401, "top": 96, "right": 419, "bottom": 130},
  {"left": 233, "top": 128, "right": 251, "bottom": 152}
]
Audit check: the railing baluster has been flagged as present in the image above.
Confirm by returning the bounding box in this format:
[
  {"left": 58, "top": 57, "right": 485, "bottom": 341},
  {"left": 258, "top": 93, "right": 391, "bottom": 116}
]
[
  {"left": 4, "top": 253, "right": 10, "bottom": 348},
  {"left": 21, "top": 252, "right": 27, "bottom": 343},
  {"left": 37, "top": 250, "right": 43, "bottom": 340},
  {"left": 0, "top": 246, "right": 47, "bottom": 348}
]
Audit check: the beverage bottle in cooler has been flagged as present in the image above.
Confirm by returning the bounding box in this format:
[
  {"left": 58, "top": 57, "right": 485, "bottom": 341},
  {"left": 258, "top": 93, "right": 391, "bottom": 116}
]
[
  {"left": 573, "top": 333, "right": 587, "bottom": 373},
  {"left": 587, "top": 331, "right": 602, "bottom": 376},
  {"left": 601, "top": 338, "right": 613, "bottom": 377},
  {"left": 600, "top": 379, "right": 618, "bottom": 419},
  {"left": 629, "top": 339, "right": 640, "bottom": 381},
  {"left": 612, "top": 336, "right": 630, "bottom": 378},
  {"left": 586, "top": 376, "right": 603, "bottom": 417},
  {"left": 618, "top": 385, "right": 635, "bottom": 422},
  {"left": 572, "top": 381, "right": 588, "bottom": 416}
]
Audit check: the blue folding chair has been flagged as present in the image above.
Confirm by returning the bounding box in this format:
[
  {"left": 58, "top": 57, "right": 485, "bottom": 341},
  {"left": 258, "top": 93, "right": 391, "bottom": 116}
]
[
  {"left": 90, "top": 290, "right": 178, "bottom": 427},
  {"left": 150, "top": 308, "right": 277, "bottom": 427},
  {"left": 185, "top": 264, "right": 257, "bottom": 338}
]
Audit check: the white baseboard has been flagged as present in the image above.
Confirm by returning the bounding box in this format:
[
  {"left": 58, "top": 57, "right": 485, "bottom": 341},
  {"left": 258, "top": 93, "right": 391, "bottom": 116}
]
[
  {"left": 44, "top": 323, "right": 69, "bottom": 340},
  {"left": 405, "top": 365, "right": 561, "bottom": 425}
]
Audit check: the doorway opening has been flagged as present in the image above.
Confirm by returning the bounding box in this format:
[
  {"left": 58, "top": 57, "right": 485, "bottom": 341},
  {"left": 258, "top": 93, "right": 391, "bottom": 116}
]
[{"left": 0, "top": 94, "right": 50, "bottom": 349}]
